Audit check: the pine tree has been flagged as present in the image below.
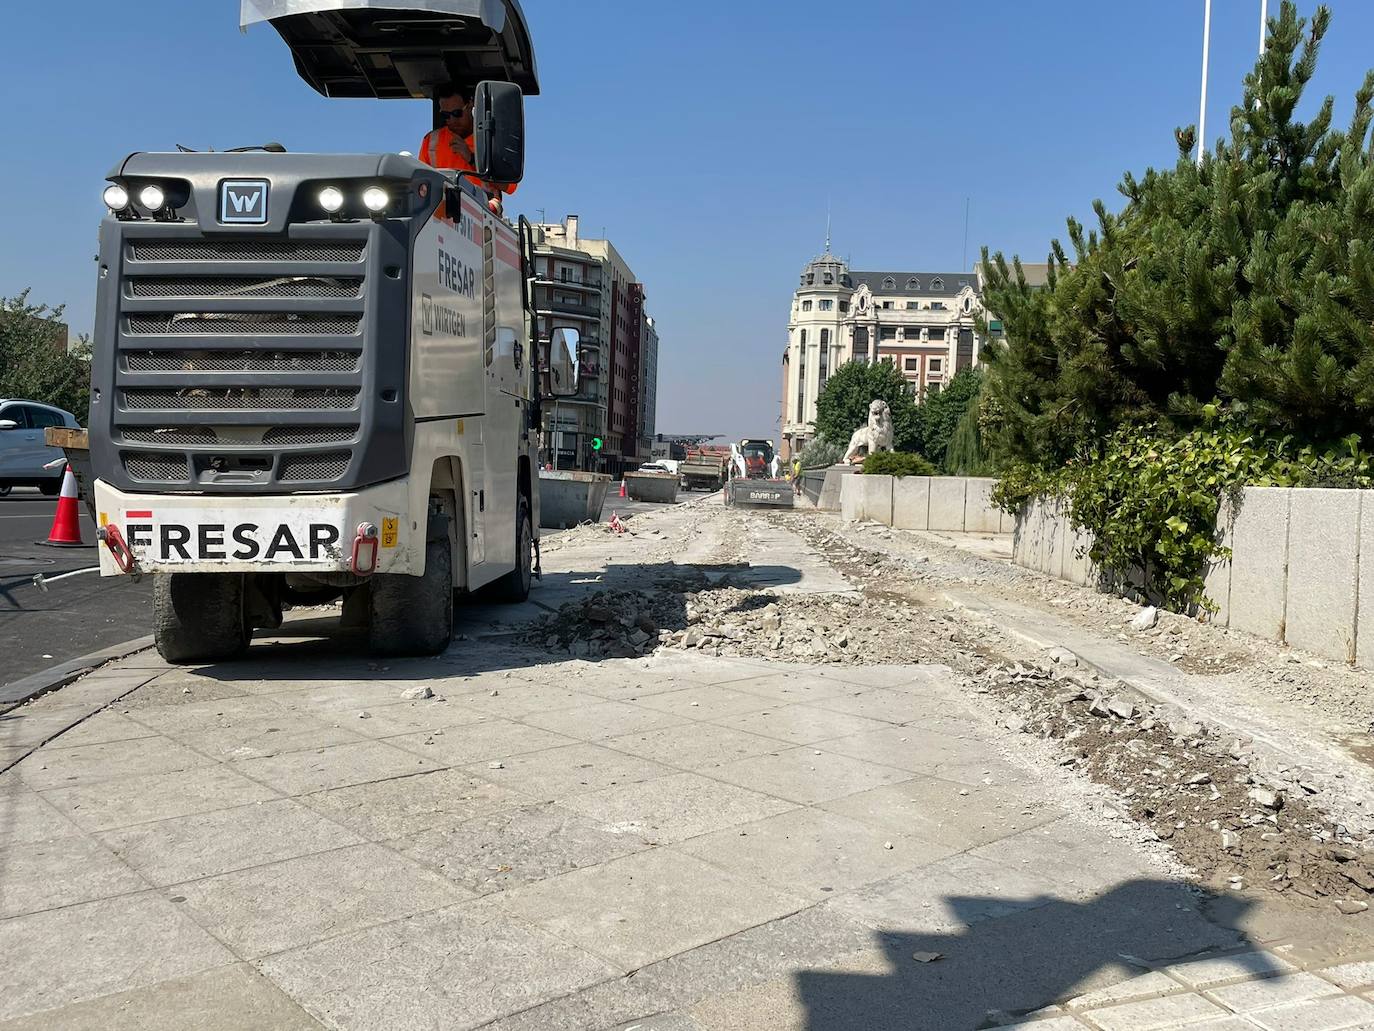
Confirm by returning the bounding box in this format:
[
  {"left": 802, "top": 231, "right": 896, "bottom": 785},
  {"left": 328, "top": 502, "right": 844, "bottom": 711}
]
[{"left": 978, "top": 1, "right": 1373, "bottom": 468}]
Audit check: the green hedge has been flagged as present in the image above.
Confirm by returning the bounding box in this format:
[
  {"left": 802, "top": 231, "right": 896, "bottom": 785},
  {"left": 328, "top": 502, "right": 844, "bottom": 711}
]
[{"left": 861, "top": 452, "right": 937, "bottom": 477}]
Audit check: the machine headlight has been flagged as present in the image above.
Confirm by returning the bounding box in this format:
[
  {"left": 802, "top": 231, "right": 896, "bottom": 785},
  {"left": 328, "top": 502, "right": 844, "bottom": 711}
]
[
  {"left": 138, "top": 185, "right": 166, "bottom": 211},
  {"left": 103, "top": 184, "right": 130, "bottom": 211},
  {"left": 317, "top": 186, "right": 345, "bottom": 213},
  {"left": 362, "top": 186, "right": 389, "bottom": 213}
]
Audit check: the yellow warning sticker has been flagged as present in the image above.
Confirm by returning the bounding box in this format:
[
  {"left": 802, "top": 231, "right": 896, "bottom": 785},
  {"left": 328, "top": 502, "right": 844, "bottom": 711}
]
[
  {"left": 455, "top": 419, "right": 465, "bottom": 435},
  {"left": 98, "top": 511, "right": 108, "bottom": 527},
  {"left": 381, "top": 517, "right": 399, "bottom": 548}
]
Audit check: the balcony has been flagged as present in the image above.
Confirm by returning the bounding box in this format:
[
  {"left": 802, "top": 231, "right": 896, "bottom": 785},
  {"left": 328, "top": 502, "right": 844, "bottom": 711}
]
[
  {"left": 536, "top": 298, "right": 600, "bottom": 319},
  {"left": 536, "top": 273, "right": 602, "bottom": 292}
]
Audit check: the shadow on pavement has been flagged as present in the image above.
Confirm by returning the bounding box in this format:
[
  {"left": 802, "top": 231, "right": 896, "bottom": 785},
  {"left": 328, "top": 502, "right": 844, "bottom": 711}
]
[{"left": 794, "top": 880, "right": 1253, "bottom": 1030}]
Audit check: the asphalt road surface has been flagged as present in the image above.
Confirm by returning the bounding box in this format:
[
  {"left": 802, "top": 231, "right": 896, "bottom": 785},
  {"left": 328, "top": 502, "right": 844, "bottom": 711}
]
[{"left": 0, "top": 489, "right": 154, "bottom": 690}]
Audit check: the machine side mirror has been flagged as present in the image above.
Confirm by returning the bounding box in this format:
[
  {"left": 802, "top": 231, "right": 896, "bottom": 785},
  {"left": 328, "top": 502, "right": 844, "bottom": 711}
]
[
  {"left": 473, "top": 80, "right": 525, "bottom": 185},
  {"left": 545, "top": 327, "right": 581, "bottom": 398},
  {"left": 0, "top": 420, "right": 17, "bottom": 430}
]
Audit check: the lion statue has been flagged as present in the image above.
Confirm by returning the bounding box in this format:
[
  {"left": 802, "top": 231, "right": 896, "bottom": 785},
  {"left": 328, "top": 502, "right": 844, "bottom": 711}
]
[{"left": 843, "top": 399, "right": 895, "bottom": 464}]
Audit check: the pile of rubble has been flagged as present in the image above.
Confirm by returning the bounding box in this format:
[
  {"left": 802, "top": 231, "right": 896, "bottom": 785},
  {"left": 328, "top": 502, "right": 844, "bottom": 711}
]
[{"left": 976, "top": 658, "right": 1373, "bottom": 914}]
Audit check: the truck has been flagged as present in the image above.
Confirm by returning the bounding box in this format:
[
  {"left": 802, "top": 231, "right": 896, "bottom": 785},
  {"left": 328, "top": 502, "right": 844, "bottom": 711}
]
[
  {"left": 85, "top": 0, "right": 581, "bottom": 662},
  {"left": 679, "top": 448, "right": 727, "bottom": 491}
]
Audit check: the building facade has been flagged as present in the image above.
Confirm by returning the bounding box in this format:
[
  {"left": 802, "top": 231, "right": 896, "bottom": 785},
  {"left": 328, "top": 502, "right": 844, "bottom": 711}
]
[
  {"left": 780, "top": 252, "right": 992, "bottom": 458},
  {"left": 532, "top": 215, "right": 659, "bottom": 474}
]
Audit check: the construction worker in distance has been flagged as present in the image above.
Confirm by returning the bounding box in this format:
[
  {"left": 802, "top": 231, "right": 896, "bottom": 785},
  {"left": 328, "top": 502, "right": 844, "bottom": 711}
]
[{"left": 420, "top": 84, "right": 516, "bottom": 216}]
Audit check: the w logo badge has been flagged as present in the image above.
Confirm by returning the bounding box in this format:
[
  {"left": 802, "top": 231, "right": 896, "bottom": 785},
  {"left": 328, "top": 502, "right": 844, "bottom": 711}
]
[{"left": 219, "top": 180, "right": 269, "bottom": 224}]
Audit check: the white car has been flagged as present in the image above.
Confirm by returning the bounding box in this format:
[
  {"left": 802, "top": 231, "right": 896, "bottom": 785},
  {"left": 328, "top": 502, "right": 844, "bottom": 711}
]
[
  {"left": 638, "top": 460, "right": 678, "bottom": 475},
  {"left": 0, "top": 400, "right": 80, "bottom": 496}
]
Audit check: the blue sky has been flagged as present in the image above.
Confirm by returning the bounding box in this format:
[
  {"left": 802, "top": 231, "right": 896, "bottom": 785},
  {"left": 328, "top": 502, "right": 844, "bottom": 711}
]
[{"left": 4, "top": 1, "right": 1373, "bottom": 441}]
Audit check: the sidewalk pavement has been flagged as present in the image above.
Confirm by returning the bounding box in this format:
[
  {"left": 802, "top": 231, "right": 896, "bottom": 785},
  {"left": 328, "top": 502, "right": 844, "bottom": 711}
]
[{"left": 0, "top": 634, "right": 1294, "bottom": 1031}]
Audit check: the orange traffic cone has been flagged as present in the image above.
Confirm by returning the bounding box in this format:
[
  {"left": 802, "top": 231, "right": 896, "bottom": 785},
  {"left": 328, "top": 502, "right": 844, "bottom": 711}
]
[
  {"left": 619, "top": 478, "right": 627, "bottom": 498},
  {"left": 39, "top": 465, "right": 87, "bottom": 548}
]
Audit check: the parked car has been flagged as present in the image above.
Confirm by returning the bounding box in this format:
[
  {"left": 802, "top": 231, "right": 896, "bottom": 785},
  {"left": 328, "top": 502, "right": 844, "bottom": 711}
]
[
  {"left": 638, "top": 460, "right": 678, "bottom": 475},
  {"left": 0, "top": 400, "right": 80, "bottom": 496}
]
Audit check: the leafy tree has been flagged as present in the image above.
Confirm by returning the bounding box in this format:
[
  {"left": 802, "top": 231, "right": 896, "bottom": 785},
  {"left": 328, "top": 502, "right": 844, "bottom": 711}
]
[
  {"left": 979, "top": 1, "right": 1373, "bottom": 469},
  {"left": 797, "top": 433, "right": 844, "bottom": 469},
  {"left": 913, "top": 368, "right": 982, "bottom": 473},
  {"left": 0, "top": 290, "right": 91, "bottom": 419},
  {"left": 812, "top": 359, "right": 920, "bottom": 453}
]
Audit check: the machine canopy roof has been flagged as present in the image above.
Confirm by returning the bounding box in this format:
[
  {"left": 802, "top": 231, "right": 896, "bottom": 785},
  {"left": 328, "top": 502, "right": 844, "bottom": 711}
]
[{"left": 240, "top": 0, "right": 539, "bottom": 98}]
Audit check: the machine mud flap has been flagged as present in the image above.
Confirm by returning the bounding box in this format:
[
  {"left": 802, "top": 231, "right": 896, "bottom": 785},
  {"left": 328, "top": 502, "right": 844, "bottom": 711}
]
[{"left": 727, "top": 480, "right": 795, "bottom": 508}]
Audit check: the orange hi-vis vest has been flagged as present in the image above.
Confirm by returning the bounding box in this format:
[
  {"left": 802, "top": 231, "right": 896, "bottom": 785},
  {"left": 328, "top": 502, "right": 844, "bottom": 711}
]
[{"left": 419, "top": 127, "right": 516, "bottom": 195}]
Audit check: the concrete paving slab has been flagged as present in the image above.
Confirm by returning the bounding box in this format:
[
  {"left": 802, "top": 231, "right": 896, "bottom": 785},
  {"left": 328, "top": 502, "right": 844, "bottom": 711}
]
[
  {"left": 386, "top": 719, "right": 578, "bottom": 766},
  {"left": 1227, "top": 487, "right": 1292, "bottom": 644},
  {"left": 892, "top": 476, "right": 931, "bottom": 531},
  {"left": 1161, "top": 950, "right": 1299, "bottom": 989},
  {"left": 15, "top": 735, "right": 215, "bottom": 790},
  {"left": 603, "top": 722, "right": 787, "bottom": 771},
  {"left": 706, "top": 746, "right": 913, "bottom": 805},
  {"left": 298, "top": 768, "right": 530, "bottom": 840},
  {"left": 1312, "top": 959, "right": 1374, "bottom": 990},
  {"left": 1246, "top": 995, "right": 1374, "bottom": 1030},
  {"left": 459, "top": 683, "right": 602, "bottom": 719},
  {"left": 814, "top": 724, "right": 988, "bottom": 774},
  {"left": 809, "top": 687, "right": 928, "bottom": 724},
  {"left": 228, "top": 739, "right": 442, "bottom": 796},
  {"left": 810, "top": 663, "right": 955, "bottom": 692},
  {"left": 0, "top": 832, "right": 146, "bottom": 918},
  {"left": 672, "top": 806, "right": 954, "bottom": 900},
  {"left": 118, "top": 675, "right": 254, "bottom": 709},
  {"left": 495, "top": 847, "right": 808, "bottom": 973},
  {"left": 1072, "top": 989, "right": 1230, "bottom": 1029},
  {"left": 330, "top": 697, "right": 492, "bottom": 738},
  {"left": 1204, "top": 972, "right": 1341, "bottom": 1013},
  {"left": 0, "top": 962, "right": 324, "bottom": 1030},
  {"left": 0, "top": 892, "right": 233, "bottom": 1023},
  {"left": 965, "top": 477, "right": 1001, "bottom": 534},
  {"left": 631, "top": 684, "right": 778, "bottom": 720},
  {"left": 467, "top": 742, "right": 674, "bottom": 801},
  {"left": 560, "top": 771, "right": 795, "bottom": 843},
  {"left": 819, "top": 776, "right": 1062, "bottom": 850},
  {"left": 522, "top": 700, "right": 692, "bottom": 741},
  {"left": 0, "top": 705, "right": 149, "bottom": 753},
  {"left": 41, "top": 764, "right": 282, "bottom": 833},
  {"left": 0, "top": 784, "right": 85, "bottom": 844},
  {"left": 929, "top": 477, "right": 969, "bottom": 532},
  {"left": 969, "top": 820, "right": 1153, "bottom": 900},
  {"left": 259, "top": 682, "right": 423, "bottom": 719},
  {"left": 42, "top": 710, "right": 158, "bottom": 749},
  {"left": 259, "top": 901, "right": 616, "bottom": 1031},
  {"left": 122, "top": 695, "right": 316, "bottom": 737},
  {"left": 1065, "top": 971, "right": 1186, "bottom": 1010},
  {"left": 393, "top": 801, "right": 651, "bottom": 895},
  {"left": 713, "top": 703, "right": 891, "bottom": 746},
  {"left": 725, "top": 671, "right": 854, "bottom": 703},
  {"left": 181, "top": 723, "right": 368, "bottom": 762},
  {"left": 99, "top": 798, "right": 363, "bottom": 886},
  {"left": 176, "top": 843, "right": 472, "bottom": 958},
  {"left": 567, "top": 673, "right": 731, "bottom": 702}
]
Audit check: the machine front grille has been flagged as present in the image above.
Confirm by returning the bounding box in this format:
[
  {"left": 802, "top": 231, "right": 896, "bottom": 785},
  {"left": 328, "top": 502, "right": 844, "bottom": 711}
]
[
  {"left": 126, "top": 313, "right": 362, "bottom": 336},
  {"left": 279, "top": 451, "right": 352, "bottom": 482},
  {"left": 121, "top": 388, "right": 359, "bottom": 411},
  {"left": 262, "top": 426, "right": 357, "bottom": 445},
  {"left": 123, "top": 452, "right": 189, "bottom": 482},
  {"left": 129, "top": 240, "right": 365, "bottom": 262},
  {"left": 124, "top": 350, "right": 361, "bottom": 373},
  {"left": 128, "top": 275, "right": 363, "bottom": 299}
]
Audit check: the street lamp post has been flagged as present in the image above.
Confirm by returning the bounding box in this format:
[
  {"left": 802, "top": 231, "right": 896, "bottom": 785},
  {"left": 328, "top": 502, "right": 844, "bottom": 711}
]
[{"left": 1197, "top": 0, "right": 1213, "bottom": 166}]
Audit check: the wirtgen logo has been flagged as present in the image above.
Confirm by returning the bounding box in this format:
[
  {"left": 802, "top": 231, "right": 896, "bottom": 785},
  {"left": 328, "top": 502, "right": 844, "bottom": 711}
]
[{"left": 219, "top": 180, "right": 269, "bottom": 224}]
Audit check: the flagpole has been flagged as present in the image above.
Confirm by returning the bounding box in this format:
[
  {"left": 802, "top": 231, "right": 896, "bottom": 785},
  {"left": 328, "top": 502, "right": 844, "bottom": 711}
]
[
  {"left": 1259, "top": 0, "right": 1268, "bottom": 55},
  {"left": 1197, "top": 0, "right": 1213, "bottom": 166}
]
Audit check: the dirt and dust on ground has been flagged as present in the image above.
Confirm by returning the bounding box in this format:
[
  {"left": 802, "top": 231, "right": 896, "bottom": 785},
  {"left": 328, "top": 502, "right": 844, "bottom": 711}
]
[{"left": 522, "top": 500, "right": 1374, "bottom": 927}]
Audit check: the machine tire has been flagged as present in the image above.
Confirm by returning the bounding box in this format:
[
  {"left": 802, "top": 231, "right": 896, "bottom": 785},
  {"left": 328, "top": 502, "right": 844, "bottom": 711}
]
[
  {"left": 368, "top": 529, "right": 453, "bottom": 656},
  {"left": 0, "top": 485, "right": 11, "bottom": 497},
  {"left": 490, "top": 493, "right": 533, "bottom": 603},
  {"left": 154, "top": 572, "right": 251, "bottom": 663},
  {"left": 38, "top": 477, "right": 60, "bottom": 497}
]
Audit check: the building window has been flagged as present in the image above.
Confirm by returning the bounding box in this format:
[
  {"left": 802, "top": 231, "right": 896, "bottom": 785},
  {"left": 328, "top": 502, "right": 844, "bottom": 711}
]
[
  {"left": 906, "top": 301, "right": 919, "bottom": 310},
  {"left": 802, "top": 300, "right": 813, "bottom": 311},
  {"left": 839, "top": 300, "right": 849, "bottom": 313},
  {"left": 930, "top": 301, "right": 946, "bottom": 311},
  {"left": 800, "top": 329, "right": 808, "bottom": 345},
  {"left": 882, "top": 277, "right": 896, "bottom": 289},
  {"left": 823, "top": 273, "right": 833, "bottom": 284},
  {"left": 931, "top": 278, "right": 943, "bottom": 290},
  {"left": 907, "top": 277, "right": 920, "bottom": 290},
  {"left": 797, "top": 361, "right": 806, "bottom": 417},
  {"left": 929, "top": 357, "right": 943, "bottom": 374},
  {"left": 926, "top": 381, "right": 942, "bottom": 397},
  {"left": 928, "top": 327, "right": 946, "bottom": 341},
  {"left": 880, "top": 301, "right": 894, "bottom": 310},
  {"left": 806, "top": 273, "right": 815, "bottom": 285},
  {"left": 820, "top": 328, "right": 830, "bottom": 346},
  {"left": 879, "top": 327, "right": 897, "bottom": 340},
  {"left": 904, "top": 357, "right": 919, "bottom": 371},
  {"left": 819, "top": 299, "right": 833, "bottom": 311},
  {"left": 989, "top": 319, "right": 1004, "bottom": 333},
  {"left": 963, "top": 297, "right": 972, "bottom": 312}
]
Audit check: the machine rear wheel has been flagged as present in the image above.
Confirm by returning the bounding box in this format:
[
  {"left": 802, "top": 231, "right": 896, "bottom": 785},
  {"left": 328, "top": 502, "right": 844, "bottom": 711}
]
[
  {"left": 490, "top": 494, "right": 533, "bottom": 603},
  {"left": 368, "top": 525, "right": 453, "bottom": 656},
  {"left": 154, "top": 573, "right": 251, "bottom": 663}
]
